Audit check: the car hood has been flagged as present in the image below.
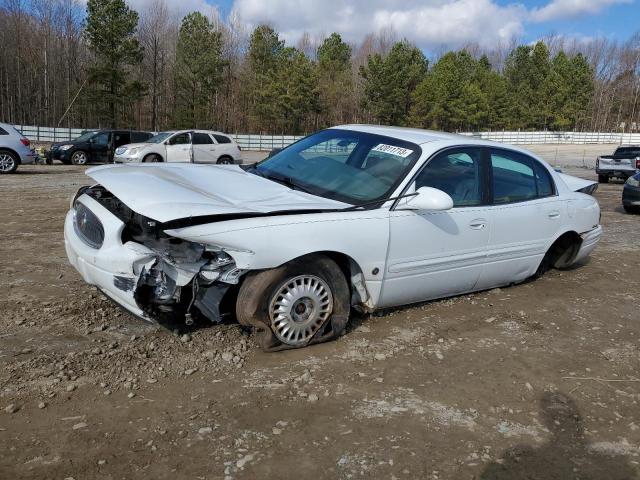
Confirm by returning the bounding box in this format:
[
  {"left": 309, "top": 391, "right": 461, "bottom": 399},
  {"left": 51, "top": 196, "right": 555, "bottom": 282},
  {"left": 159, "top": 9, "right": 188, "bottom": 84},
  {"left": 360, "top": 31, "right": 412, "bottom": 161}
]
[
  {"left": 85, "top": 164, "right": 349, "bottom": 223},
  {"left": 117, "top": 142, "right": 151, "bottom": 150}
]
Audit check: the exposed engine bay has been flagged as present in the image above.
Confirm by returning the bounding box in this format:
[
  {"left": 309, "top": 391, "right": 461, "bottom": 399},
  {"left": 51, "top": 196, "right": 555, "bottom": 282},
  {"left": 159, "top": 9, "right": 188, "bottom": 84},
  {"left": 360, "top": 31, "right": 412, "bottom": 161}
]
[{"left": 82, "top": 185, "right": 246, "bottom": 326}]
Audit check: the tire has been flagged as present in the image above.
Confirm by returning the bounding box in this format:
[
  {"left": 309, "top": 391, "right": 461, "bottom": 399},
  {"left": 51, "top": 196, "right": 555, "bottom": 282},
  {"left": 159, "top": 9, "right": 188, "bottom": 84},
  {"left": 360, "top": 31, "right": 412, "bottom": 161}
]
[
  {"left": 623, "top": 205, "right": 639, "bottom": 214},
  {"left": 217, "top": 156, "right": 233, "bottom": 165},
  {"left": 236, "top": 255, "right": 350, "bottom": 352},
  {"left": 0, "top": 149, "right": 19, "bottom": 174},
  {"left": 71, "top": 150, "right": 89, "bottom": 165},
  {"left": 598, "top": 174, "right": 609, "bottom": 183},
  {"left": 143, "top": 154, "right": 162, "bottom": 163}
]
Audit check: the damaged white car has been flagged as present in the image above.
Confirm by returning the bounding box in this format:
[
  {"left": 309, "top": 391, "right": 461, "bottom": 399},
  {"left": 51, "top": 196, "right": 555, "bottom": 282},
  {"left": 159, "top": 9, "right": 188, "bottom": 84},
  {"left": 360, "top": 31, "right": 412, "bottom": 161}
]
[{"left": 64, "top": 126, "right": 602, "bottom": 351}]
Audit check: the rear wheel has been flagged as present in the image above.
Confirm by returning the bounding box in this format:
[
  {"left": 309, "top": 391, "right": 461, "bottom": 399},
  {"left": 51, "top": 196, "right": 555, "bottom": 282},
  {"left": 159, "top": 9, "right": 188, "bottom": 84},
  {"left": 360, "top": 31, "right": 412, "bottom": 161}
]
[
  {"left": 217, "top": 156, "right": 233, "bottom": 165},
  {"left": 624, "top": 205, "right": 639, "bottom": 214},
  {"left": 71, "top": 150, "right": 88, "bottom": 165},
  {"left": 598, "top": 174, "right": 609, "bottom": 183},
  {"left": 535, "top": 232, "right": 582, "bottom": 278},
  {"left": 236, "top": 255, "right": 350, "bottom": 352},
  {"left": 0, "top": 150, "right": 18, "bottom": 174}
]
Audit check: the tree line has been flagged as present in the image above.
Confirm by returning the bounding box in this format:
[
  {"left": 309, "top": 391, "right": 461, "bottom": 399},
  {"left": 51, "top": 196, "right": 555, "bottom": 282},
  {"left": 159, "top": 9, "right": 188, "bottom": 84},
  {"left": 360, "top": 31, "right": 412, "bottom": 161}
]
[{"left": 1, "top": 0, "right": 639, "bottom": 135}]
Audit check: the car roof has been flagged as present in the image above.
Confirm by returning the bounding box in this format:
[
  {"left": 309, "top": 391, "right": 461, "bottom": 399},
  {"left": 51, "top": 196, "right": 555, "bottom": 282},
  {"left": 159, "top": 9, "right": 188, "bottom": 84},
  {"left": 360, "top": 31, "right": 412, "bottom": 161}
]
[{"left": 331, "top": 124, "right": 506, "bottom": 145}]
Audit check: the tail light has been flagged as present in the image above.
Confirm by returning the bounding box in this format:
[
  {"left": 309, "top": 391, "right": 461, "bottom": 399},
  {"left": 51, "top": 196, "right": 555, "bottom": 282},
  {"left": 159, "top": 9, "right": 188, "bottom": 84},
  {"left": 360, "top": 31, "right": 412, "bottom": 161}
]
[
  {"left": 20, "top": 138, "right": 30, "bottom": 147},
  {"left": 636, "top": 158, "right": 640, "bottom": 169}
]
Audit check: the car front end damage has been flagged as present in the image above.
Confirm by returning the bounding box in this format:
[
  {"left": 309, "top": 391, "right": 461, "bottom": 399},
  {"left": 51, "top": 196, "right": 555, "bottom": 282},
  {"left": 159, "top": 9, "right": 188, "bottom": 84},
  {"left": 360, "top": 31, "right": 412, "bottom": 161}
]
[{"left": 64, "top": 185, "right": 246, "bottom": 326}]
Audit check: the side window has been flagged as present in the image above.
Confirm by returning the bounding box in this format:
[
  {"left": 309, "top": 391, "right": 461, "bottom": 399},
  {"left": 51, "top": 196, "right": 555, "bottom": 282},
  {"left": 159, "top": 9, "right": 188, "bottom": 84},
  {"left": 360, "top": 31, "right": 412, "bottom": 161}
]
[
  {"left": 0, "top": 127, "right": 8, "bottom": 135},
  {"left": 491, "top": 150, "right": 537, "bottom": 204},
  {"left": 113, "top": 132, "right": 130, "bottom": 148},
  {"left": 213, "top": 134, "right": 231, "bottom": 144},
  {"left": 415, "top": 148, "right": 484, "bottom": 207},
  {"left": 169, "top": 133, "right": 190, "bottom": 145},
  {"left": 533, "top": 161, "right": 555, "bottom": 197},
  {"left": 92, "top": 132, "right": 110, "bottom": 146},
  {"left": 193, "top": 133, "right": 213, "bottom": 145}
]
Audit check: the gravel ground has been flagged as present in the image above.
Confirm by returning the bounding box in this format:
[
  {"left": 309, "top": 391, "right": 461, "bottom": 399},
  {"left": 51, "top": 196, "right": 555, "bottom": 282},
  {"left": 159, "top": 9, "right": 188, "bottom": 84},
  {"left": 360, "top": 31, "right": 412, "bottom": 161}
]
[{"left": 1, "top": 160, "right": 639, "bottom": 480}]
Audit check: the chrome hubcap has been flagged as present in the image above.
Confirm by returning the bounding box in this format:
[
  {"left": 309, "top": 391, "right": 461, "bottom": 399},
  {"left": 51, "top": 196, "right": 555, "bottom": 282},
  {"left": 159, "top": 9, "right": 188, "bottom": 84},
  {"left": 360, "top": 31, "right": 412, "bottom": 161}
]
[
  {"left": 73, "top": 152, "right": 87, "bottom": 165},
  {"left": 0, "top": 153, "right": 15, "bottom": 172},
  {"left": 269, "top": 275, "right": 333, "bottom": 346}
]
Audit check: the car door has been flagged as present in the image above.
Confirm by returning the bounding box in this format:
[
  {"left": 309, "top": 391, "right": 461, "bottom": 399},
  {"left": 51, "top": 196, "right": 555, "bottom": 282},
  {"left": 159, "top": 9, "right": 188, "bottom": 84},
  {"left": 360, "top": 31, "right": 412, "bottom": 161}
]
[
  {"left": 477, "top": 148, "right": 564, "bottom": 289},
  {"left": 89, "top": 132, "right": 111, "bottom": 163},
  {"left": 380, "top": 147, "right": 492, "bottom": 308},
  {"left": 165, "top": 132, "right": 192, "bottom": 162},
  {"left": 192, "top": 132, "right": 217, "bottom": 163}
]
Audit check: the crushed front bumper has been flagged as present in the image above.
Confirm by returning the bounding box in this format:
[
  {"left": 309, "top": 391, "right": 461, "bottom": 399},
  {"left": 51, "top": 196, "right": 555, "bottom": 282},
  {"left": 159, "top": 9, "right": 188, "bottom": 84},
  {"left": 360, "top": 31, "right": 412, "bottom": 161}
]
[{"left": 64, "top": 195, "right": 156, "bottom": 319}]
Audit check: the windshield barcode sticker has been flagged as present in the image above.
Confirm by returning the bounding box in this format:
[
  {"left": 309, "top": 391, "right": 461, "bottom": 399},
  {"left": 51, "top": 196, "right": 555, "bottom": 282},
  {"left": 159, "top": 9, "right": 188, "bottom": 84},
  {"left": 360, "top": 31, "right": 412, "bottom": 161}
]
[{"left": 371, "top": 144, "right": 413, "bottom": 158}]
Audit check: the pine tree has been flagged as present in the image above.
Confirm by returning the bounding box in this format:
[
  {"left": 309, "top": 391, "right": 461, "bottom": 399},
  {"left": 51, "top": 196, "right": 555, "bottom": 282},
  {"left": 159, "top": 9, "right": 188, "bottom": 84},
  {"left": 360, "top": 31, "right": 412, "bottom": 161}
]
[
  {"left": 173, "top": 12, "right": 225, "bottom": 128},
  {"left": 317, "top": 33, "right": 353, "bottom": 126},
  {"left": 360, "top": 41, "right": 427, "bottom": 125},
  {"left": 85, "top": 0, "right": 144, "bottom": 127}
]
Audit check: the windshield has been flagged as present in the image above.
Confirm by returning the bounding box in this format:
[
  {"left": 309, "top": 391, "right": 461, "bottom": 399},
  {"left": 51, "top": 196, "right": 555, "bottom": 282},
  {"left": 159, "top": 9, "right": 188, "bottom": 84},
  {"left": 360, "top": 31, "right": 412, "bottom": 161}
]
[
  {"left": 252, "top": 129, "right": 421, "bottom": 205},
  {"left": 147, "top": 132, "right": 173, "bottom": 144},
  {"left": 73, "top": 131, "right": 99, "bottom": 143}
]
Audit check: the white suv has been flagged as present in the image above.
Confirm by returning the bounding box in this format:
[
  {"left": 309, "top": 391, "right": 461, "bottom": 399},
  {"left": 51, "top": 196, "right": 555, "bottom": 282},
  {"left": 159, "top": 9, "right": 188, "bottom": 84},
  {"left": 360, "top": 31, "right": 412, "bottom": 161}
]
[
  {"left": 0, "top": 123, "right": 37, "bottom": 174},
  {"left": 114, "top": 130, "right": 243, "bottom": 165}
]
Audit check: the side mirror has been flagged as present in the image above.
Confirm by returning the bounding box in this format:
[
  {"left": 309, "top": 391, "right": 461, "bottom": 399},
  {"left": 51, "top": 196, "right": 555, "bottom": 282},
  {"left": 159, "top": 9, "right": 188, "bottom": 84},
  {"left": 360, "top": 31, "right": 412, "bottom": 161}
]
[{"left": 402, "top": 187, "right": 453, "bottom": 211}]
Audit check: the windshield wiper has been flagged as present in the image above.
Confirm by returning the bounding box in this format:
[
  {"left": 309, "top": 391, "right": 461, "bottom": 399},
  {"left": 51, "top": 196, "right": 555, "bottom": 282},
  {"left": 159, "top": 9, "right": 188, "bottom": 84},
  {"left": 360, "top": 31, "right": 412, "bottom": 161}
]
[
  {"left": 341, "top": 192, "right": 418, "bottom": 212},
  {"left": 258, "top": 172, "right": 315, "bottom": 194}
]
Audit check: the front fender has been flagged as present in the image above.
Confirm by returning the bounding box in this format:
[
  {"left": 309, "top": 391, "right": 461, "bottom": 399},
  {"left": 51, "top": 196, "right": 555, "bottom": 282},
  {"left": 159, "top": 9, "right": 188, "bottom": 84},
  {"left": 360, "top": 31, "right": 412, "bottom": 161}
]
[{"left": 165, "top": 210, "right": 391, "bottom": 305}]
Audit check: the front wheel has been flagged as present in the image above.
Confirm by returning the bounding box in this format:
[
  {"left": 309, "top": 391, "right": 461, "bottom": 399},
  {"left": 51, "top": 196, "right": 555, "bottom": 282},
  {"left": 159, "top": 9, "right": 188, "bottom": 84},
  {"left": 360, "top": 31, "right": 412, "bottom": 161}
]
[
  {"left": 623, "top": 205, "right": 639, "bottom": 214},
  {"left": 0, "top": 150, "right": 18, "bottom": 174},
  {"left": 71, "top": 150, "right": 88, "bottom": 165},
  {"left": 143, "top": 154, "right": 162, "bottom": 163},
  {"left": 236, "top": 255, "right": 350, "bottom": 352}
]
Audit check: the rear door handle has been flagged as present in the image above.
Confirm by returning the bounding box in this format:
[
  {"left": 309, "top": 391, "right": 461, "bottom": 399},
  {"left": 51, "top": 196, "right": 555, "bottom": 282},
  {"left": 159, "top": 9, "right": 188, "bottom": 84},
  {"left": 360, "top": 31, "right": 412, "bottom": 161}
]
[
  {"left": 547, "top": 211, "right": 561, "bottom": 219},
  {"left": 469, "top": 219, "right": 487, "bottom": 230}
]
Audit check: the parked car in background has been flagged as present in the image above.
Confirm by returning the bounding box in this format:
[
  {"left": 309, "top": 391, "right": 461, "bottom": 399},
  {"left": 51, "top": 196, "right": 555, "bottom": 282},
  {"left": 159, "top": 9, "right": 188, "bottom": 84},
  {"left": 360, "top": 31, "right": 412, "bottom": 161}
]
[
  {"left": 596, "top": 146, "right": 640, "bottom": 183},
  {"left": 0, "top": 122, "right": 37, "bottom": 174},
  {"left": 48, "top": 130, "right": 153, "bottom": 165},
  {"left": 65, "top": 125, "right": 602, "bottom": 352},
  {"left": 113, "top": 130, "right": 242, "bottom": 165},
  {"left": 623, "top": 172, "right": 640, "bottom": 213}
]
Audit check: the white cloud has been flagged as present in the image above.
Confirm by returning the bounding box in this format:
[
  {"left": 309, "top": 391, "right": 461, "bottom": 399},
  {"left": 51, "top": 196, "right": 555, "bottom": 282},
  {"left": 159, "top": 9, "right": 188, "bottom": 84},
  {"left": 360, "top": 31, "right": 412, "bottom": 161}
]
[
  {"left": 232, "top": 0, "right": 527, "bottom": 49},
  {"left": 127, "top": 0, "right": 217, "bottom": 17},
  {"left": 529, "top": 0, "right": 632, "bottom": 23}
]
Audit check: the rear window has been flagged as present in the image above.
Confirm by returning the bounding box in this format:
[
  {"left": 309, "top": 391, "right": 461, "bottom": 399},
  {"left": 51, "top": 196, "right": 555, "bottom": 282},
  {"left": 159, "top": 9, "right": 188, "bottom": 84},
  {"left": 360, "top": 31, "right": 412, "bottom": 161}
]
[
  {"left": 131, "top": 131, "right": 152, "bottom": 142},
  {"left": 614, "top": 147, "right": 640, "bottom": 157},
  {"left": 213, "top": 134, "right": 232, "bottom": 144},
  {"left": 0, "top": 127, "right": 8, "bottom": 135},
  {"left": 193, "top": 133, "right": 213, "bottom": 145}
]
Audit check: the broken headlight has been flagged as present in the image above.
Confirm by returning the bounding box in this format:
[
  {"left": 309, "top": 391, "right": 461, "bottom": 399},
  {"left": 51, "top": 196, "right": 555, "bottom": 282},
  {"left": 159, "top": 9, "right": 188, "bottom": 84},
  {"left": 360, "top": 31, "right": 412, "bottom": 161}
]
[{"left": 199, "top": 250, "right": 245, "bottom": 284}]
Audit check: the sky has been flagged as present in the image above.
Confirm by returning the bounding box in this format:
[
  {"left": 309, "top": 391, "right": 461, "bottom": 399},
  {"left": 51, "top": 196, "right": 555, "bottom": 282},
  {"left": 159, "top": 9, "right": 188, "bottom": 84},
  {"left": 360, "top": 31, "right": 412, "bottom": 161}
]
[{"left": 126, "top": 0, "right": 639, "bottom": 52}]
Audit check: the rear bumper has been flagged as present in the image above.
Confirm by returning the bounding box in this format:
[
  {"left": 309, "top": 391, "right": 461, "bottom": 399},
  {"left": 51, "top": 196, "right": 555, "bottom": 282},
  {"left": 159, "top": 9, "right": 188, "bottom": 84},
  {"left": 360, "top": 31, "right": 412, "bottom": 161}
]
[
  {"left": 574, "top": 225, "right": 603, "bottom": 264},
  {"left": 596, "top": 168, "right": 637, "bottom": 178},
  {"left": 20, "top": 151, "right": 37, "bottom": 165}
]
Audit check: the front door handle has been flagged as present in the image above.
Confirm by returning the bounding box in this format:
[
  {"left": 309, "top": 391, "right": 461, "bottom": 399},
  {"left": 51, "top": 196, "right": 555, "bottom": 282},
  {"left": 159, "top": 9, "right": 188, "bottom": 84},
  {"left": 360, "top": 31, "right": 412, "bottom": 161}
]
[
  {"left": 469, "top": 219, "right": 487, "bottom": 230},
  {"left": 547, "top": 211, "right": 561, "bottom": 219}
]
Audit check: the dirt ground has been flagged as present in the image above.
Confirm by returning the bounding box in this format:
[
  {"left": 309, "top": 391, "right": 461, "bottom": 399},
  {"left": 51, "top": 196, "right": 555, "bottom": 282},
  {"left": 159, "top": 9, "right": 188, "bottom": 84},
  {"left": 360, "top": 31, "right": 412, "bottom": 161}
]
[{"left": 1, "top": 161, "right": 639, "bottom": 480}]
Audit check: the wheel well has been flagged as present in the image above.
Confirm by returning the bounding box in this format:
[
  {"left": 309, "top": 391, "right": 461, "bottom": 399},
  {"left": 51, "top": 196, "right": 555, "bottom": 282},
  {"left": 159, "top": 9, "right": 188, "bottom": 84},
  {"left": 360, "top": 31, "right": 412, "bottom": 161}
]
[
  {"left": 144, "top": 153, "right": 163, "bottom": 162},
  {"left": 544, "top": 231, "right": 583, "bottom": 270},
  {"left": 217, "top": 155, "right": 232, "bottom": 162},
  {"left": 0, "top": 147, "right": 20, "bottom": 164}
]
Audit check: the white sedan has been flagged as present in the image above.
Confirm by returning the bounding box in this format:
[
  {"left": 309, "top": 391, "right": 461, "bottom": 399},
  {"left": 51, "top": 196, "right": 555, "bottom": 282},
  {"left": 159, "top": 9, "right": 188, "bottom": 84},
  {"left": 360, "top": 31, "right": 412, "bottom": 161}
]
[
  {"left": 114, "top": 130, "right": 242, "bottom": 165},
  {"left": 64, "top": 125, "right": 602, "bottom": 351}
]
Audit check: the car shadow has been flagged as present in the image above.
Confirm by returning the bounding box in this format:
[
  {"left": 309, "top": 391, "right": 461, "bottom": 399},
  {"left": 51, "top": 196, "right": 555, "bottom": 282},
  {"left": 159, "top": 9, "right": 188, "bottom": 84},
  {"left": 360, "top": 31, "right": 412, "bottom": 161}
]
[{"left": 480, "top": 391, "right": 638, "bottom": 480}]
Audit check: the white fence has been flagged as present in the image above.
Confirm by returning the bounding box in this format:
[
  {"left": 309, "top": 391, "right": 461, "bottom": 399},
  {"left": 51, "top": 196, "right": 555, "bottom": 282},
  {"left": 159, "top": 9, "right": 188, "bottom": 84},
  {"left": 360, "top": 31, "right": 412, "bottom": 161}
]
[{"left": 11, "top": 124, "right": 640, "bottom": 149}]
